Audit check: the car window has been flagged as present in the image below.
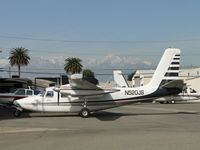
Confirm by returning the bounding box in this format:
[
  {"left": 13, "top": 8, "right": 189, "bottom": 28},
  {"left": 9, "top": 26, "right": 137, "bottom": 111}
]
[
  {"left": 27, "top": 90, "right": 33, "bottom": 95},
  {"left": 15, "top": 89, "right": 25, "bottom": 95}
]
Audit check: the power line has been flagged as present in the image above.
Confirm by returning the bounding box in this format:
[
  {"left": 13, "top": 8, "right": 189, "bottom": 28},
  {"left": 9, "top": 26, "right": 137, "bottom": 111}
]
[
  {"left": 1, "top": 35, "right": 200, "bottom": 44},
  {"left": 1, "top": 46, "right": 200, "bottom": 56},
  {"left": 0, "top": 69, "right": 122, "bottom": 76},
  {"left": 0, "top": 69, "right": 63, "bottom": 75}
]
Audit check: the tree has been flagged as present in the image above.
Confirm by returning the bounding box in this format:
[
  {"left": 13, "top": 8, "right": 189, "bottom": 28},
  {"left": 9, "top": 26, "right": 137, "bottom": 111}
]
[
  {"left": 64, "top": 57, "right": 83, "bottom": 74},
  {"left": 9, "top": 47, "right": 30, "bottom": 78},
  {"left": 83, "top": 69, "right": 95, "bottom": 78},
  {"left": 83, "top": 69, "right": 99, "bottom": 85},
  {"left": 127, "top": 71, "right": 136, "bottom": 81}
]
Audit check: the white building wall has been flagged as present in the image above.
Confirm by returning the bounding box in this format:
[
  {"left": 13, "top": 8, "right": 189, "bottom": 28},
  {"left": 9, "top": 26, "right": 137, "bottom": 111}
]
[
  {"left": 132, "top": 67, "right": 200, "bottom": 91},
  {"left": 185, "top": 77, "right": 200, "bottom": 92}
]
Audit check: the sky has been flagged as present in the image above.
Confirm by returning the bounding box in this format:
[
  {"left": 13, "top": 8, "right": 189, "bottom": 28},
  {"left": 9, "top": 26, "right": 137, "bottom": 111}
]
[{"left": 0, "top": 0, "right": 200, "bottom": 78}]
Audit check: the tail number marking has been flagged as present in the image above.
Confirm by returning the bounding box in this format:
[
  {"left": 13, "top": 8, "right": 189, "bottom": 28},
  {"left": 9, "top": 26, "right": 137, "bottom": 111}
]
[{"left": 125, "top": 90, "right": 144, "bottom": 96}]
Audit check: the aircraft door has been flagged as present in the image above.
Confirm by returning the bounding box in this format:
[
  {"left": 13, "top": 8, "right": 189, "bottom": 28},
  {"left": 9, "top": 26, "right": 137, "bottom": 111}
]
[{"left": 42, "top": 90, "right": 55, "bottom": 112}]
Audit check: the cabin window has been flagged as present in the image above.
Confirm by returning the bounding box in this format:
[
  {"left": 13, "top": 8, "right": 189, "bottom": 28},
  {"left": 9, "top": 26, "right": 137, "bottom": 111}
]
[{"left": 46, "top": 91, "right": 54, "bottom": 97}]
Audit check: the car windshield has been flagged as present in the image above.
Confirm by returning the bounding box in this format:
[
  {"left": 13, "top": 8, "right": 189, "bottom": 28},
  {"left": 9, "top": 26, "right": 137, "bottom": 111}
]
[
  {"left": 15, "top": 89, "right": 26, "bottom": 95},
  {"left": 9, "top": 89, "right": 18, "bottom": 93},
  {"left": 15, "top": 89, "right": 25, "bottom": 95}
]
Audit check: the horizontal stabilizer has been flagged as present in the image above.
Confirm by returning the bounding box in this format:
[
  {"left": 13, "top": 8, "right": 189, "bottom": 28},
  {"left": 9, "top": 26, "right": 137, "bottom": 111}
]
[{"left": 161, "top": 80, "right": 184, "bottom": 89}]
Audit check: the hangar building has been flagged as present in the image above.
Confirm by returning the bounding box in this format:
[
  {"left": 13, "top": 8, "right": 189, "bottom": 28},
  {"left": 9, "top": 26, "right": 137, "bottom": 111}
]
[{"left": 132, "top": 67, "right": 200, "bottom": 92}]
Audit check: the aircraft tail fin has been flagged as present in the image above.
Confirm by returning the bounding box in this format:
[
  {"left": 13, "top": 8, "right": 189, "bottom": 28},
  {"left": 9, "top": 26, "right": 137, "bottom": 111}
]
[
  {"left": 148, "top": 48, "right": 181, "bottom": 88},
  {"left": 113, "top": 70, "right": 129, "bottom": 88}
]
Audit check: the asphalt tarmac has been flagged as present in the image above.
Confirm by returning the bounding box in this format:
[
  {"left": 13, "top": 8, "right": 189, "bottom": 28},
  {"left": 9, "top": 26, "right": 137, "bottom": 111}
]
[{"left": 0, "top": 103, "right": 200, "bottom": 150}]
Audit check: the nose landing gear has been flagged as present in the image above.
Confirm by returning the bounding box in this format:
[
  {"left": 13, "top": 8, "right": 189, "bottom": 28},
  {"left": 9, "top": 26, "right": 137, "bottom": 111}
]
[{"left": 14, "top": 107, "right": 23, "bottom": 117}]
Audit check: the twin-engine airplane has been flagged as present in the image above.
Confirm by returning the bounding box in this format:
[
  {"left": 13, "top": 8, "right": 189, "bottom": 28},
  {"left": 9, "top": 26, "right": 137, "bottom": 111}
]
[{"left": 14, "top": 48, "right": 183, "bottom": 118}]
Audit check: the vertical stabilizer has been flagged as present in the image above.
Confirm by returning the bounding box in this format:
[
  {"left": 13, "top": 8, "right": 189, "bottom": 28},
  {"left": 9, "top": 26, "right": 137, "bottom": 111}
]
[
  {"left": 148, "top": 48, "right": 181, "bottom": 88},
  {"left": 113, "top": 70, "right": 129, "bottom": 88}
]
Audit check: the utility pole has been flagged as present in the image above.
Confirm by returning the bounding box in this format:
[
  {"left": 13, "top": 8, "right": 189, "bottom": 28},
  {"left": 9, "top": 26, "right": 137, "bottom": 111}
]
[
  {"left": 9, "top": 67, "right": 11, "bottom": 78},
  {"left": 0, "top": 50, "right": 2, "bottom": 78},
  {"left": 60, "top": 74, "right": 62, "bottom": 86}
]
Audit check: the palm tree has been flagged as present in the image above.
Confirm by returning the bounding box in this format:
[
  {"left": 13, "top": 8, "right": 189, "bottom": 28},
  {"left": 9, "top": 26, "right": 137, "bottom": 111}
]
[
  {"left": 64, "top": 57, "right": 83, "bottom": 74},
  {"left": 9, "top": 47, "right": 30, "bottom": 78}
]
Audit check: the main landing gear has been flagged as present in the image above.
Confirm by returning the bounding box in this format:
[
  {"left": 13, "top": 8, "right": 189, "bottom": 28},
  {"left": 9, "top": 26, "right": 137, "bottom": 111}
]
[
  {"left": 79, "top": 108, "right": 90, "bottom": 118},
  {"left": 79, "top": 98, "right": 90, "bottom": 118}
]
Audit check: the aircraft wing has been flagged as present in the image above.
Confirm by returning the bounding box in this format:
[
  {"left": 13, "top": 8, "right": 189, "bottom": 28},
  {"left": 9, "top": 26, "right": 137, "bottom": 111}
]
[
  {"left": 60, "top": 89, "right": 120, "bottom": 97},
  {"left": 54, "top": 74, "right": 120, "bottom": 97},
  {"left": 69, "top": 78, "right": 101, "bottom": 90},
  {"left": 161, "top": 80, "right": 184, "bottom": 89}
]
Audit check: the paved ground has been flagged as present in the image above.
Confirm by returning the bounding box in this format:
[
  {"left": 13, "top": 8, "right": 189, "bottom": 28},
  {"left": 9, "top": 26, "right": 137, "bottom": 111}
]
[{"left": 0, "top": 103, "right": 200, "bottom": 150}]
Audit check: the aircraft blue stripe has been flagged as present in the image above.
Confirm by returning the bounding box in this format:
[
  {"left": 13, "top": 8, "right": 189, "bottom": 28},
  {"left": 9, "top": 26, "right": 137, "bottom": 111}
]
[
  {"left": 171, "top": 62, "right": 179, "bottom": 65},
  {"left": 168, "top": 67, "right": 179, "bottom": 70},
  {"left": 165, "top": 72, "right": 179, "bottom": 77}
]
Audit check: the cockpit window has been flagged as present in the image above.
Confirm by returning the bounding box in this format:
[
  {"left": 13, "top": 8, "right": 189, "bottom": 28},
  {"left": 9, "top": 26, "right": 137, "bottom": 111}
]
[{"left": 46, "top": 91, "right": 54, "bottom": 97}]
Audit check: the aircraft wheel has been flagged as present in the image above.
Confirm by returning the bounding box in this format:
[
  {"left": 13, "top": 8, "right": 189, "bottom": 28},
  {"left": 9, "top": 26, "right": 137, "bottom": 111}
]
[
  {"left": 14, "top": 109, "right": 21, "bottom": 117},
  {"left": 80, "top": 108, "right": 90, "bottom": 118}
]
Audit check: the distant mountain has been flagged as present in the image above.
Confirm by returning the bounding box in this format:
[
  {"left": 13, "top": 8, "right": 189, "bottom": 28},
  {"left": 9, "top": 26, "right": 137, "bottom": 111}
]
[
  {"left": 0, "top": 54, "right": 154, "bottom": 81},
  {"left": 83, "top": 54, "right": 153, "bottom": 70}
]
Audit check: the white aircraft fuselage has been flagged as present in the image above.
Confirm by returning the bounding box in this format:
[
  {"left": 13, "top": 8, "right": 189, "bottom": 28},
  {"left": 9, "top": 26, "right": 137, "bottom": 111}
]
[{"left": 14, "top": 84, "right": 180, "bottom": 113}]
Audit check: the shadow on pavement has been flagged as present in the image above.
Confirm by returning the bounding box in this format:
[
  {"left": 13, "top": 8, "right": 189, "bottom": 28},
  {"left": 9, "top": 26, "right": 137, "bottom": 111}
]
[
  {"left": 1, "top": 107, "right": 199, "bottom": 121},
  {"left": 92, "top": 110, "right": 200, "bottom": 121},
  {"left": 0, "top": 107, "right": 32, "bottom": 120}
]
